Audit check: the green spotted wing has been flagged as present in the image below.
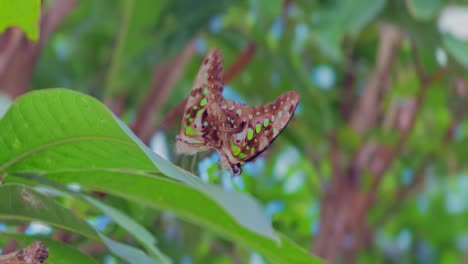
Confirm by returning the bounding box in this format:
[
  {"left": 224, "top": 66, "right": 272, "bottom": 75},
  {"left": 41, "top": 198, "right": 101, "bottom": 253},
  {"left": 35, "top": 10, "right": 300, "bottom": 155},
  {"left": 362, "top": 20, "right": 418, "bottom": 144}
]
[
  {"left": 176, "top": 50, "right": 225, "bottom": 154},
  {"left": 216, "top": 91, "right": 300, "bottom": 175}
]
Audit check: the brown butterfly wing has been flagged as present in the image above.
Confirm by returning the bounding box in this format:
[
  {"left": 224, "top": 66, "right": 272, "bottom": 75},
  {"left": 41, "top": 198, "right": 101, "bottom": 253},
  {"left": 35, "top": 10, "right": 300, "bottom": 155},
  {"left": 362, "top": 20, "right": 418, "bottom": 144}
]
[
  {"left": 176, "top": 50, "right": 225, "bottom": 154},
  {"left": 216, "top": 91, "right": 300, "bottom": 174}
]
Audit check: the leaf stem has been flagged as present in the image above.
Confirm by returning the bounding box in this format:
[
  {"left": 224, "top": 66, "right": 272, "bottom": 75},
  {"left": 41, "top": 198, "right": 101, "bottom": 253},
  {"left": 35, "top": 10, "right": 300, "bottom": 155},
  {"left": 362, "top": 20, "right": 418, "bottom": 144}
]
[{"left": 104, "top": 0, "right": 134, "bottom": 95}]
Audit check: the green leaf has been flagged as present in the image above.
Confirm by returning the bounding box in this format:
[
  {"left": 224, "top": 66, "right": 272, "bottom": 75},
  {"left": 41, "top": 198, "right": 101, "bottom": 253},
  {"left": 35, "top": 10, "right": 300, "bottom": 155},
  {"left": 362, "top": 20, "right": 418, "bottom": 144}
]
[
  {"left": 337, "top": 125, "right": 362, "bottom": 153},
  {"left": 312, "top": 29, "right": 343, "bottom": 62},
  {"left": 405, "top": 0, "right": 442, "bottom": 21},
  {"left": 7, "top": 172, "right": 171, "bottom": 263},
  {"left": 392, "top": 70, "right": 420, "bottom": 97},
  {"left": 454, "top": 138, "right": 468, "bottom": 162},
  {"left": 312, "top": 0, "right": 386, "bottom": 60},
  {"left": 0, "top": 234, "right": 97, "bottom": 264},
  {"left": 20, "top": 167, "right": 320, "bottom": 263},
  {"left": 105, "top": 0, "right": 166, "bottom": 95},
  {"left": 0, "top": 89, "right": 324, "bottom": 264},
  {"left": 153, "top": 0, "right": 231, "bottom": 58},
  {"left": 442, "top": 32, "right": 468, "bottom": 69},
  {"left": 255, "top": 0, "right": 281, "bottom": 22},
  {"left": 0, "top": 184, "right": 99, "bottom": 240},
  {"left": 0, "top": 0, "right": 41, "bottom": 40},
  {"left": 82, "top": 195, "right": 171, "bottom": 263},
  {"left": 340, "top": 0, "right": 386, "bottom": 35},
  {"left": 0, "top": 183, "right": 168, "bottom": 264},
  {"left": 106, "top": 0, "right": 232, "bottom": 94},
  {"left": 99, "top": 234, "right": 158, "bottom": 264}
]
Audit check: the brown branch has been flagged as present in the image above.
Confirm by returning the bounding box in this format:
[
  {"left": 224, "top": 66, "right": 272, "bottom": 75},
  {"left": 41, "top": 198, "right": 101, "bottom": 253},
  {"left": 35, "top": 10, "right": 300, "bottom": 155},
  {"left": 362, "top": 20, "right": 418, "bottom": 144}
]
[
  {"left": 222, "top": 42, "right": 256, "bottom": 84},
  {"left": 344, "top": 25, "right": 403, "bottom": 188},
  {"left": 151, "top": 98, "right": 187, "bottom": 133},
  {"left": 0, "top": 241, "right": 48, "bottom": 264},
  {"left": 1, "top": 240, "right": 20, "bottom": 255},
  {"left": 52, "top": 230, "right": 76, "bottom": 244},
  {"left": 373, "top": 89, "right": 461, "bottom": 227},
  {"left": 340, "top": 54, "right": 357, "bottom": 122},
  {"left": 366, "top": 43, "right": 449, "bottom": 204},
  {"left": 151, "top": 42, "right": 257, "bottom": 135},
  {"left": 454, "top": 77, "right": 468, "bottom": 97},
  {"left": 312, "top": 26, "right": 403, "bottom": 261},
  {"left": 341, "top": 73, "right": 456, "bottom": 258},
  {"left": 0, "top": 27, "right": 40, "bottom": 98},
  {"left": 131, "top": 41, "right": 196, "bottom": 144},
  {"left": 1, "top": 225, "right": 29, "bottom": 255},
  {"left": 0, "top": 0, "right": 77, "bottom": 98},
  {"left": 79, "top": 241, "right": 108, "bottom": 256},
  {"left": 349, "top": 24, "right": 402, "bottom": 135},
  {"left": 0, "top": 29, "right": 23, "bottom": 74},
  {"left": 40, "top": 0, "right": 78, "bottom": 41},
  {"left": 103, "top": 93, "right": 126, "bottom": 117}
]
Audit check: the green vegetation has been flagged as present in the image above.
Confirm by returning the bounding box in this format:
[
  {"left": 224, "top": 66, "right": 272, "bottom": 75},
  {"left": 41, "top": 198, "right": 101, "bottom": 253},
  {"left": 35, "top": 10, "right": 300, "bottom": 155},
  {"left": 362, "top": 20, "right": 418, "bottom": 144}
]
[{"left": 0, "top": 0, "right": 467, "bottom": 263}]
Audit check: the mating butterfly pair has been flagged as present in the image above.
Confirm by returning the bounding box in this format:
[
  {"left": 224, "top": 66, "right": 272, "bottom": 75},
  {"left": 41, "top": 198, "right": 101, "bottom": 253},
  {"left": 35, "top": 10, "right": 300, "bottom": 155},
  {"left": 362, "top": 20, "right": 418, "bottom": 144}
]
[{"left": 176, "top": 50, "right": 299, "bottom": 176}]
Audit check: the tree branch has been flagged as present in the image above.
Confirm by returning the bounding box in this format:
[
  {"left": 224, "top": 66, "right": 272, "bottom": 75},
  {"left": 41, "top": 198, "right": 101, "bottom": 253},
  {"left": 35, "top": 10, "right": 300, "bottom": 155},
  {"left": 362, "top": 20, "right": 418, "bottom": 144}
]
[
  {"left": 41, "top": 0, "right": 78, "bottom": 41},
  {"left": 0, "top": 241, "right": 48, "bottom": 264},
  {"left": 349, "top": 24, "right": 402, "bottom": 135},
  {"left": 222, "top": 42, "right": 256, "bottom": 83},
  {"left": 0, "top": 0, "right": 77, "bottom": 98},
  {"left": 372, "top": 88, "right": 462, "bottom": 227},
  {"left": 103, "top": 93, "right": 126, "bottom": 117},
  {"left": 340, "top": 48, "right": 357, "bottom": 121},
  {"left": 131, "top": 40, "right": 196, "bottom": 143},
  {"left": 365, "top": 41, "right": 449, "bottom": 204},
  {"left": 343, "top": 25, "right": 403, "bottom": 189},
  {"left": 79, "top": 241, "right": 108, "bottom": 256}
]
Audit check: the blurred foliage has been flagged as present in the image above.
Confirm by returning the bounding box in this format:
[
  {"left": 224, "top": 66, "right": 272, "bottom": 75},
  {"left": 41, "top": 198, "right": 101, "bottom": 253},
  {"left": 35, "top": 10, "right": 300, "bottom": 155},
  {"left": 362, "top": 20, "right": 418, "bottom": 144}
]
[
  {"left": 0, "top": 0, "right": 40, "bottom": 40},
  {"left": 1, "top": 0, "right": 468, "bottom": 263}
]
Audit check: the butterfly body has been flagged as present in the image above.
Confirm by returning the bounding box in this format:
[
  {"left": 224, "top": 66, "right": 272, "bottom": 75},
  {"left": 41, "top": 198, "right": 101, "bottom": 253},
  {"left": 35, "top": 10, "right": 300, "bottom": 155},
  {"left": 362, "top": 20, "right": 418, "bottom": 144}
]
[{"left": 176, "top": 50, "right": 299, "bottom": 176}]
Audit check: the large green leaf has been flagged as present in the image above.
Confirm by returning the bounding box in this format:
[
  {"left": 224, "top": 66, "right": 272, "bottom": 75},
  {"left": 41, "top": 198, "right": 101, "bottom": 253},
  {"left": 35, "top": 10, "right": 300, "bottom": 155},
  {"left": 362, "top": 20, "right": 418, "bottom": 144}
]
[
  {"left": 0, "top": 184, "right": 98, "bottom": 239},
  {"left": 7, "top": 172, "right": 171, "bottom": 263},
  {"left": 0, "top": 234, "right": 97, "bottom": 264},
  {"left": 0, "top": 183, "right": 168, "bottom": 264},
  {"left": 20, "top": 170, "right": 318, "bottom": 263},
  {"left": 0, "top": 89, "right": 324, "bottom": 264},
  {"left": 0, "top": 0, "right": 40, "bottom": 40}
]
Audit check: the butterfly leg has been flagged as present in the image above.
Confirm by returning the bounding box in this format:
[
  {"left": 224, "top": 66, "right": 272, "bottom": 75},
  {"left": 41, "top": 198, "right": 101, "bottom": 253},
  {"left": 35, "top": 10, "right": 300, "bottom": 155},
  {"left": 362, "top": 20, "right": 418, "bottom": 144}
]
[
  {"left": 175, "top": 137, "right": 210, "bottom": 154},
  {"left": 190, "top": 153, "right": 198, "bottom": 174}
]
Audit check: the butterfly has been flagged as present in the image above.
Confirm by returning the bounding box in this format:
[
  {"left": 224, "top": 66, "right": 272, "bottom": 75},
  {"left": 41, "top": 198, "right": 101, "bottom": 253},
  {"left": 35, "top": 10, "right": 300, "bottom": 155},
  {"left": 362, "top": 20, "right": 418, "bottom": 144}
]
[{"left": 176, "top": 50, "right": 299, "bottom": 176}]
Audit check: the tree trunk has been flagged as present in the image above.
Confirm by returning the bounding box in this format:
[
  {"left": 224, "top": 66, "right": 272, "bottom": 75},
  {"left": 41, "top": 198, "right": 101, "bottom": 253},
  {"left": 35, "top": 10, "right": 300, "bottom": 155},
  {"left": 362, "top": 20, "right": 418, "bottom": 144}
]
[{"left": 312, "top": 172, "right": 369, "bottom": 263}]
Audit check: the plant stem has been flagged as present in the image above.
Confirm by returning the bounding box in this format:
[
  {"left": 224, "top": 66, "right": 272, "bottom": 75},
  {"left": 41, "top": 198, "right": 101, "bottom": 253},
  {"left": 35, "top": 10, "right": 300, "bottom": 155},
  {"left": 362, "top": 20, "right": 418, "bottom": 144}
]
[{"left": 104, "top": 0, "right": 134, "bottom": 96}]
